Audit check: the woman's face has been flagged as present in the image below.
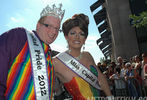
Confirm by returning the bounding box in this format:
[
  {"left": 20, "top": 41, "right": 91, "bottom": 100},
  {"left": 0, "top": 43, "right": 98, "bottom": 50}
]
[{"left": 66, "top": 26, "right": 86, "bottom": 50}]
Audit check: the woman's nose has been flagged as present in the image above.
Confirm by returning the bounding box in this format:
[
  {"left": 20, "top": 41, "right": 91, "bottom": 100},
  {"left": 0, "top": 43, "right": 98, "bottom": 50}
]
[{"left": 75, "top": 33, "right": 80, "bottom": 38}]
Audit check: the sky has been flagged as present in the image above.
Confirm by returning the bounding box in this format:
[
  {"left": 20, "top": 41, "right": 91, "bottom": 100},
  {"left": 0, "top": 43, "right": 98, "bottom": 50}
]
[{"left": 0, "top": 0, "right": 105, "bottom": 63}]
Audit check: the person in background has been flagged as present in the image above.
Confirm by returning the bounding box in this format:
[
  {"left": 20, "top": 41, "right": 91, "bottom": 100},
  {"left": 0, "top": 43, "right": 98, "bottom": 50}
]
[
  {"left": 97, "top": 62, "right": 103, "bottom": 72},
  {"left": 143, "top": 64, "right": 147, "bottom": 95},
  {"left": 117, "top": 56, "right": 123, "bottom": 69},
  {"left": 134, "top": 55, "right": 142, "bottom": 76},
  {"left": 53, "top": 13, "right": 113, "bottom": 100},
  {"left": 110, "top": 61, "right": 116, "bottom": 71},
  {"left": 0, "top": 4, "right": 65, "bottom": 100},
  {"left": 141, "top": 53, "right": 147, "bottom": 96},
  {"left": 125, "top": 63, "right": 138, "bottom": 97}
]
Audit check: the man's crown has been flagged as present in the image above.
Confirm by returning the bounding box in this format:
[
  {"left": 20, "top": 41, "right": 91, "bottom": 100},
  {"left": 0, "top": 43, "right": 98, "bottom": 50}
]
[{"left": 40, "top": 3, "right": 65, "bottom": 21}]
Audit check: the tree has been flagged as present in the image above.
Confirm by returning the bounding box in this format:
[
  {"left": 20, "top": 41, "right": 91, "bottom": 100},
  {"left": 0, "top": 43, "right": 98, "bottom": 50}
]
[
  {"left": 129, "top": 11, "right": 147, "bottom": 28},
  {"left": 129, "top": 0, "right": 147, "bottom": 28}
]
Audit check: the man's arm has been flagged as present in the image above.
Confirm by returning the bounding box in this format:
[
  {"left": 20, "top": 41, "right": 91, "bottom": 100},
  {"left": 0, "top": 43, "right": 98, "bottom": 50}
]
[
  {"left": 0, "top": 29, "right": 13, "bottom": 99},
  {"left": 0, "top": 27, "right": 27, "bottom": 99}
]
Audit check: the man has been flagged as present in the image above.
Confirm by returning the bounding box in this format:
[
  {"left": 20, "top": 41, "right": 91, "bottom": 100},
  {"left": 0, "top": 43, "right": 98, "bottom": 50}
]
[
  {"left": 116, "top": 56, "right": 123, "bottom": 68},
  {"left": 0, "top": 4, "right": 65, "bottom": 100}
]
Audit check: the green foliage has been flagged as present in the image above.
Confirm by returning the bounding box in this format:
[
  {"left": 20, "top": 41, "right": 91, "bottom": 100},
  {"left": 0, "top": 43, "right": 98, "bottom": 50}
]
[
  {"left": 129, "top": 11, "right": 147, "bottom": 28},
  {"left": 100, "top": 57, "right": 111, "bottom": 65},
  {"left": 100, "top": 57, "right": 105, "bottom": 63}
]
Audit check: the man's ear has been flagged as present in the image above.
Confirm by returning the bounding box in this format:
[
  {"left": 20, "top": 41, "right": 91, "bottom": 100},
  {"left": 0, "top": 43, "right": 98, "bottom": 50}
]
[{"left": 37, "top": 22, "right": 41, "bottom": 29}]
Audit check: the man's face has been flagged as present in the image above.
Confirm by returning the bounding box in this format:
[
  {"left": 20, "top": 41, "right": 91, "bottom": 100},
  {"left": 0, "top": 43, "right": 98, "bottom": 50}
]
[{"left": 37, "top": 16, "right": 61, "bottom": 45}]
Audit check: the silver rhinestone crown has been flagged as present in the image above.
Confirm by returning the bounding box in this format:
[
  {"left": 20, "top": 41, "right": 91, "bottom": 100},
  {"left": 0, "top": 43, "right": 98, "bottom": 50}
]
[{"left": 40, "top": 3, "right": 65, "bottom": 21}]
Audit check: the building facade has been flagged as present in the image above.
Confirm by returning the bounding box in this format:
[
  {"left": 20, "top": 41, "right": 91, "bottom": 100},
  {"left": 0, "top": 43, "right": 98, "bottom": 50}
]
[{"left": 90, "top": 0, "right": 147, "bottom": 61}]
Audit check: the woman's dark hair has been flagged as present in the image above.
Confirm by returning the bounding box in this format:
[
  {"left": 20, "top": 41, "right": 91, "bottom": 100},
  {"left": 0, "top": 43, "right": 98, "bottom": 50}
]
[
  {"left": 115, "top": 67, "right": 121, "bottom": 74},
  {"left": 62, "top": 13, "right": 89, "bottom": 38}
]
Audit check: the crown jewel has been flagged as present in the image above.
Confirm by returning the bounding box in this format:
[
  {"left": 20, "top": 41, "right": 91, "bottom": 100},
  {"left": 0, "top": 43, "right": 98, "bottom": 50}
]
[{"left": 40, "top": 3, "right": 65, "bottom": 21}]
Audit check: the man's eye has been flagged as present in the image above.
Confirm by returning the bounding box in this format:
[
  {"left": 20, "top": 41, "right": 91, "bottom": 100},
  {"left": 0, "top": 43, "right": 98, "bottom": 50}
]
[{"left": 44, "top": 24, "right": 49, "bottom": 27}]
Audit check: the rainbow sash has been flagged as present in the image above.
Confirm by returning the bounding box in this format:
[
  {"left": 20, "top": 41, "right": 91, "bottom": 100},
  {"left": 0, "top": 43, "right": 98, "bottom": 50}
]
[{"left": 4, "top": 30, "right": 54, "bottom": 100}]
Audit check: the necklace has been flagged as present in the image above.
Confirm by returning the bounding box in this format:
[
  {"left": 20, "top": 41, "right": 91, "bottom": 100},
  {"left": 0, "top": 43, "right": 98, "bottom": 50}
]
[{"left": 67, "top": 50, "right": 82, "bottom": 60}]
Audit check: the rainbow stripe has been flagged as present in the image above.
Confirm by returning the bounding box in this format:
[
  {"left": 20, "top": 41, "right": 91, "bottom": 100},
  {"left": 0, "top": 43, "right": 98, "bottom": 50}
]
[
  {"left": 42, "top": 43, "right": 54, "bottom": 99},
  {"left": 64, "top": 66, "right": 100, "bottom": 100},
  {"left": 5, "top": 42, "right": 54, "bottom": 100}
]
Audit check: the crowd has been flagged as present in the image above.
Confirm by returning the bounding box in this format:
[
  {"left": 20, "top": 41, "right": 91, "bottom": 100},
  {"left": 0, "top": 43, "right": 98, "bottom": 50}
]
[{"left": 97, "top": 53, "right": 147, "bottom": 97}]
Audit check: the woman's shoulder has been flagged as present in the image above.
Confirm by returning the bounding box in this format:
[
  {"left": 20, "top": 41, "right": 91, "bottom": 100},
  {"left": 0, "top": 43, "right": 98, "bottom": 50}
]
[
  {"left": 53, "top": 51, "right": 65, "bottom": 60},
  {"left": 81, "top": 51, "right": 97, "bottom": 68},
  {"left": 82, "top": 51, "right": 92, "bottom": 58},
  {"left": 82, "top": 51, "right": 94, "bottom": 61},
  {"left": 53, "top": 52, "right": 66, "bottom": 70},
  {"left": 53, "top": 55, "right": 60, "bottom": 65}
]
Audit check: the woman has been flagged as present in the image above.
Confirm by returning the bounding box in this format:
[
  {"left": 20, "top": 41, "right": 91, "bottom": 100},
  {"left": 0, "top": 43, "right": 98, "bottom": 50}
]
[{"left": 53, "top": 13, "right": 112, "bottom": 100}]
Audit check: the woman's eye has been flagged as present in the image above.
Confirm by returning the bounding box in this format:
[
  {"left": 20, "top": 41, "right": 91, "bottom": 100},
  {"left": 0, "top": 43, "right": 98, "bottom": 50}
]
[
  {"left": 70, "top": 32, "right": 76, "bottom": 35},
  {"left": 80, "top": 33, "right": 86, "bottom": 36}
]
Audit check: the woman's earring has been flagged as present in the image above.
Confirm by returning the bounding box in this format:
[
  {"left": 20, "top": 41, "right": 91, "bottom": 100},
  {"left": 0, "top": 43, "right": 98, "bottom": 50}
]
[
  {"left": 66, "top": 40, "right": 69, "bottom": 48},
  {"left": 66, "top": 45, "right": 69, "bottom": 48},
  {"left": 82, "top": 44, "right": 85, "bottom": 52},
  {"left": 66, "top": 40, "right": 71, "bottom": 53}
]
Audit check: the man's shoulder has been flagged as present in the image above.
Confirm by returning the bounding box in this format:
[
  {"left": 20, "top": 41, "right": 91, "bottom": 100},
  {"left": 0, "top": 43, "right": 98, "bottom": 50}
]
[
  {"left": 8, "top": 27, "right": 26, "bottom": 34},
  {"left": 1, "top": 27, "right": 27, "bottom": 38},
  {"left": 0, "top": 27, "right": 28, "bottom": 50},
  {"left": 11, "top": 27, "right": 26, "bottom": 30}
]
